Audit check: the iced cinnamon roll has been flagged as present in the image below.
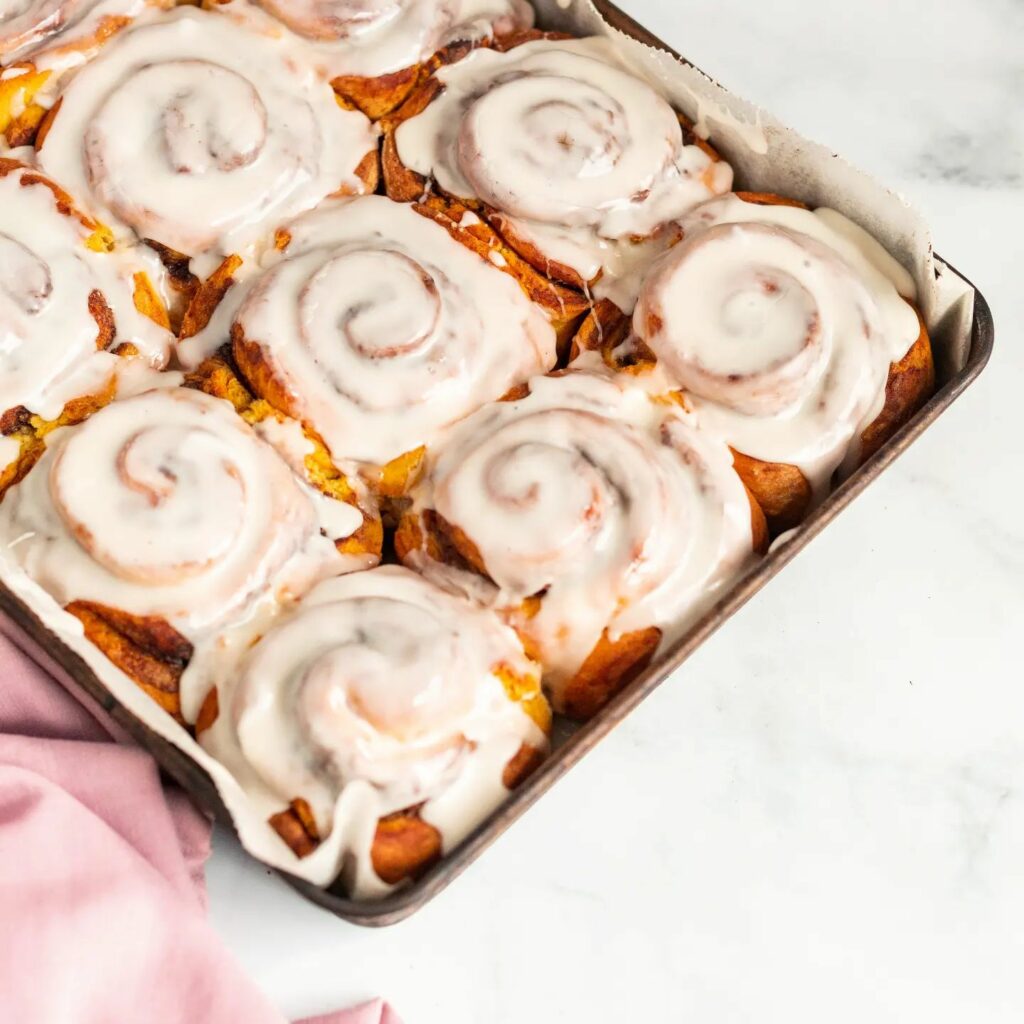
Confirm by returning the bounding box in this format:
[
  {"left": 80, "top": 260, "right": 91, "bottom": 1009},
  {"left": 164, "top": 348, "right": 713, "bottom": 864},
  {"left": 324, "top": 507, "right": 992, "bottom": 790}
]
[
  {"left": 196, "top": 565, "right": 550, "bottom": 894},
  {"left": 0, "top": 387, "right": 378, "bottom": 720},
  {"left": 383, "top": 35, "right": 733, "bottom": 309},
  {"left": 34, "top": 5, "right": 379, "bottom": 276},
  {"left": 575, "top": 192, "right": 935, "bottom": 531},
  {"left": 205, "top": 0, "right": 535, "bottom": 119},
  {"left": 0, "top": 157, "right": 171, "bottom": 497},
  {"left": 0, "top": 0, "right": 173, "bottom": 147},
  {"left": 396, "top": 367, "right": 767, "bottom": 719},
  {"left": 177, "top": 195, "right": 560, "bottom": 496}
]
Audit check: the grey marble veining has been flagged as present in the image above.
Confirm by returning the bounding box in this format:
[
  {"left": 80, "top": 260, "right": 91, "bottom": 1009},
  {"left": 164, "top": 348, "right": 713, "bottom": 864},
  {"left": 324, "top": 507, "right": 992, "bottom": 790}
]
[{"left": 207, "top": 2, "right": 1024, "bottom": 1021}]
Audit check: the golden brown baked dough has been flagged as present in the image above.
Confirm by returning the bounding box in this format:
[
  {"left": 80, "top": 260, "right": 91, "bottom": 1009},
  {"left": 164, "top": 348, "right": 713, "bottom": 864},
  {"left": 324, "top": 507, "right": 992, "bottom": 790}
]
[
  {"left": 65, "top": 601, "right": 192, "bottom": 723},
  {"left": 332, "top": 38, "right": 481, "bottom": 121},
  {"left": 0, "top": 62, "right": 54, "bottom": 147}
]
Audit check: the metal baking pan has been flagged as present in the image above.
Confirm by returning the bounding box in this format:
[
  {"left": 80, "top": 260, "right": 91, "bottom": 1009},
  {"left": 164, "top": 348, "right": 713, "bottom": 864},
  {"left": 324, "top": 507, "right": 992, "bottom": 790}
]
[{"left": 0, "top": 0, "right": 995, "bottom": 926}]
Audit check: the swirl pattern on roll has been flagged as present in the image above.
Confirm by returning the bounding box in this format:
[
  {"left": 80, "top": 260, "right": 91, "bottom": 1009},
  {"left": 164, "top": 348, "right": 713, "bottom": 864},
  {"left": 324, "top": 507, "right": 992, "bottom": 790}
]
[
  {"left": 179, "top": 195, "right": 558, "bottom": 467},
  {"left": 633, "top": 193, "right": 924, "bottom": 490},
  {"left": 0, "top": 159, "right": 170, "bottom": 421},
  {"left": 0, "top": 388, "right": 351, "bottom": 636},
  {"left": 201, "top": 565, "right": 548, "bottom": 893},
  {"left": 35, "top": 6, "right": 378, "bottom": 262},
  {"left": 394, "top": 37, "right": 733, "bottom": 304},
  {"left": 399, "top": 367, "right": 759, "bottom": 707},
  {"left": 211, "top": 0, "right": 533, "bottom": 80}
]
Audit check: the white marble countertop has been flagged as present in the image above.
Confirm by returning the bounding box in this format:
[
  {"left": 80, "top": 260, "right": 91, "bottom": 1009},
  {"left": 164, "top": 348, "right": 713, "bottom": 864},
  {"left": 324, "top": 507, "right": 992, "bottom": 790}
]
[{"left": 207, "top": 1, "right": 1024, "bottom": 1020}]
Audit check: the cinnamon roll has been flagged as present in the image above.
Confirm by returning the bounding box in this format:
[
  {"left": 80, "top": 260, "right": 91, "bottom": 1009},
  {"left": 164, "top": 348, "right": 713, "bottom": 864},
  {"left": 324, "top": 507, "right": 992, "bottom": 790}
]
[
  {"left": 0, "top": 0, "right": 173, "bottom": 146},
  {"left": 195, "top": 565, "right": 550, "bottom": 894},
  {"left": 383, "top": 35, "right": 733, "bottom": 309},
  {"left": 0, "top": 387, "right": 378, "bottom": 720},
  {"left": 177, "top": 195, "right": 560, "bottom": 495},
  {"left": 34, "top": 5, "right": 379, "bottom": 273},
  {"left": 576, "top": 192, "right": 935, "bottom": 531},
  {"left": 205, "top": 0, "right": 535, "bottom": 120},
  {"left": 0, "top": 156, "right": 171, "bottom": 497},
  {"left": 396, "top": 367, "right": 768, "bottom": 719}
]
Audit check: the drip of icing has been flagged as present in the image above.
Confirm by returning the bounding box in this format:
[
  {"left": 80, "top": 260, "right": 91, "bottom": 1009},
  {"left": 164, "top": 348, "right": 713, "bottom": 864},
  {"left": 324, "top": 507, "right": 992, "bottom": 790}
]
[
  {"left": 618, "top": 40, "right": 770, "bottom": 157},
  {"left": 198, "top": 565, "right": 546, "bottom": 896},
  {"left": 394, "top": 37, "right": 733, "bottom": 293},
  {"left": 0, "top": 162, "right": 170, "bottom": 420},
  {"left": 768, "top": 527, "right": 800, "bottom": 553},
  {"left": 404, "top": 365, "right": 757, "bottom": 702},
  {"left": 633, "top": 194, "right": 921, "bottom": 496},
  {"left": 178, "top": 195, "right": 558, "bottom": 467},
  {"left": 0, "top": 388, "right": 356, "bottom": 638},
  {"left": 683, "top": 87, "right": 768, "bottom": 156},
  {"left": 212, "top": 0, "right": 534, "bottom": 79},
  {"left": 35, "top": 6, "right": 378, "bottom": 261}
]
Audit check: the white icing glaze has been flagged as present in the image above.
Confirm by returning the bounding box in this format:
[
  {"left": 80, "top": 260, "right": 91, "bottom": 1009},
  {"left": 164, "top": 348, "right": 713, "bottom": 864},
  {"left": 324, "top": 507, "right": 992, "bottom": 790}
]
[
  {"left": 402, "top": 364, "right": 757, "bottom": 706},
  {"left": 199, "top": 565, "right": 546, "bottom": 896},
  {"left": 768, "top": 527, "right": 800, "bottom": 553},
  {"left": 178, "top": 195, "right": 558, "bottom": 467},
  {"left": 0, "top": 388, "right": 360, "bottom": 639},
  {"left": 681, "top": 86, "right": 768, "bottom": 157},
  {"left": 0, "top": 0, "right": 166, "bottom": 67},
  {"left": 394, "top": 36, "right": 733, "bottom": 298},
  {"left": 633, "top": 194, "right": 922, "bottom": 494},
  {"left": 35, "top": 6, "right": 378, "bottom": 262},
  {"left": 210, "top": 0, "right": 534, "bottom": 80},
  {"left": 0, "top": 161, "right": 170, "bottom": 420}
]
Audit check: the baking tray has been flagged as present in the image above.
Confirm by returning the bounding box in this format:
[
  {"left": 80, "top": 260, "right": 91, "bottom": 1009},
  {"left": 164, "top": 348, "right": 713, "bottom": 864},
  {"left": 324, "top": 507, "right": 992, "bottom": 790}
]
[{"left": 0, "top": 0, "right": 995, "bottom": 926}]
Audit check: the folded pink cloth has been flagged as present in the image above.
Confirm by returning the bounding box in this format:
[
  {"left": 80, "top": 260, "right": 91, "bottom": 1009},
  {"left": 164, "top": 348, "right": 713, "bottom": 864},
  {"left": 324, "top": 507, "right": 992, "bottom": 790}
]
[{"left": 0, "top": 627, "right": 401, "bottom": 1024}]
